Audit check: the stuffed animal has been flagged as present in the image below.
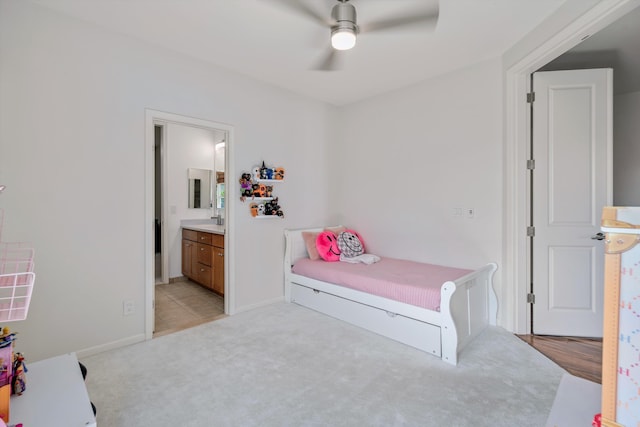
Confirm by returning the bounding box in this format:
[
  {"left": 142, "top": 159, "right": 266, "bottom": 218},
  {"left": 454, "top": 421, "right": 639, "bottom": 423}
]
[
  {"left": 337, "top": 230, "right": 365, "bottom": 258},
  {"left": 264, "top": 197, "right": 280, "bottom": 215},
  {"left": 259, "top": 161, "right": 268, "bottom": 180},
  {"left": 252, "top": 166, "right": 261, "bottom": 182},
  {"left": 265, "top": 185, "right": 273, "bottom": 198},
  {"left": 239, "top": 173, "right": 253, "bottom": 198},
  {"left": 264, "top": 200, "right": 274, "bottom": 215},
  {"left": 250, "top": 203, "right": 259, "bottom": 217},
  {"left": 316, "top": 231, "right": 341, "bottom": 261},
  {"left": 252, "top": 183, "right": 266, "bottom": 198},
  {"left": 265, "top": 168, "right": 274, "bottom": 180},
  {"left": 275, "top": 167, "right": 285, "bottom": 180},
  {"left": 257, "top": 203, "right": 266, "bottom": 216}
]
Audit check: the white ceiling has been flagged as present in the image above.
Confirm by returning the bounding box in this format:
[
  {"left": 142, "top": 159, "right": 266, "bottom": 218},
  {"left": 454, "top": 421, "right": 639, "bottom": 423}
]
[{"left": 30, "top": 0, "right": 569, "bottom": 105}]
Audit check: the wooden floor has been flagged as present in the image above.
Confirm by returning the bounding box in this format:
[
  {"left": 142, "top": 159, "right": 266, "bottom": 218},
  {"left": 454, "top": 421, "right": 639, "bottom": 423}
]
[
  {"left": 517, "top": 334, "right": 603, "bottom": 384},
  {"left": 154, "top": 279, "right": 226, "bottom": 338}
]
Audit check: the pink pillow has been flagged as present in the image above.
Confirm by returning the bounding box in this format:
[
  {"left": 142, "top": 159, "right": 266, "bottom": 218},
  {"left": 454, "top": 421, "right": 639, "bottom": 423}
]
[
  {"left": 301, "top": 231, "right": 320, "bottom": 260},
  {"left": 316, "top": 231, "right": 341, "bottom": 262}
]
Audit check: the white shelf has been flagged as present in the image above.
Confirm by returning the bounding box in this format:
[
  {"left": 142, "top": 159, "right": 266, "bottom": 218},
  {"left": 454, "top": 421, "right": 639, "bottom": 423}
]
[
  {"left": 245, "top": 197, "right": 274, "bottom": 202},
  {"left": 241, "top": 167, "right": 284, "bottom": 217},
  {"left": 256, "top": 179, "right": 284, "bottom": 184}
]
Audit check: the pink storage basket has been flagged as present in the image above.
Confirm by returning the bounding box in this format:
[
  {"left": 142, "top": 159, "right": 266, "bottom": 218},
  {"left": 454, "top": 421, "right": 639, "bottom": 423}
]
[{"left": 0, "top": 209, "right": 36, "bottom": 322}]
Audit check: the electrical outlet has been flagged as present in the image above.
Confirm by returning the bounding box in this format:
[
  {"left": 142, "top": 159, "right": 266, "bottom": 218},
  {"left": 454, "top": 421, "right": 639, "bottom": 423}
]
[
  {"left": 123, "top": 299, "right": 135, "bottom": 316},
  {"left": 466, "top": 208, "right": 475, "bottom": 219}
]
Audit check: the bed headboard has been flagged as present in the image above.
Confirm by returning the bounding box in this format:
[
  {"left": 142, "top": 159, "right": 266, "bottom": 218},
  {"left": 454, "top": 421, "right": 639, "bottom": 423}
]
[{"left": 284, "top": 226, "right": 343, "bottom": 267}]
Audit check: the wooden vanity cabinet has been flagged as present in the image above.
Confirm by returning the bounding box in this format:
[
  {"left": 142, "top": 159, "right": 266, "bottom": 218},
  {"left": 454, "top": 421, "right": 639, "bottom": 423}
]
[{"left": 182, "top": 229, "right": 224, "bottom": 296}]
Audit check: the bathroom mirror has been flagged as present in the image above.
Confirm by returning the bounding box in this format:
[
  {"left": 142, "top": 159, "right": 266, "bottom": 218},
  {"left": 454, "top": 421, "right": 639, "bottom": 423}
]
[{"left": 188, "top": 168, "right": 213, "bottom": 209}]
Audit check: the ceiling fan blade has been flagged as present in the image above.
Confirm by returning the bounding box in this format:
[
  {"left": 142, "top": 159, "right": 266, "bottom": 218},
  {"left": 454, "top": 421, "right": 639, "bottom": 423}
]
[
  {"left": 312, "top": 48, "right": 342, "bottom": 71},
  {"left": 268, "top": 0, "right": 333, "bottom": 27},
  {"left": 361, "top": 8, "right": 439, "bottom": 33}
]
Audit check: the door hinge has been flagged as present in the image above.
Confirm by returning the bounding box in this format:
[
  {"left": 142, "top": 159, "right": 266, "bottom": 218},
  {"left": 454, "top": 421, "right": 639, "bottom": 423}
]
[
  {"left": 527, "top": 293, "right": 536, "bottom": 304},
  {"left": 527, "top": 226, "right": 535, "bottom": 237},
  {"left": 527, "top": 159, "right": 535, "bottom": 170},
  {"left": 527, "top": 92, "right": 535, "bottom": 103}
]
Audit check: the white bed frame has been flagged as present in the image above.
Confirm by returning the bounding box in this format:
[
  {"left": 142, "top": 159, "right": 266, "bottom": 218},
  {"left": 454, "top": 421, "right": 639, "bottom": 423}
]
[{"left": 284, "top": 227, "right": 498, "bottom": 365}]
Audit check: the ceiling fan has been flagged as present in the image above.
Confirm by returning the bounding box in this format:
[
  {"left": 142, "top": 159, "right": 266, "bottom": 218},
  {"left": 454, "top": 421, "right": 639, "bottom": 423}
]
[{"left": 271, "top": 0, "right": 439, "bottom": 70}]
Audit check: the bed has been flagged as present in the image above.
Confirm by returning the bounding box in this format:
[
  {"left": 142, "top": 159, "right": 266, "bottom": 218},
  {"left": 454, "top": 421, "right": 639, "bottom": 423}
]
[{"left": 284, "top": 226, "right": 498, "bottom": 365}]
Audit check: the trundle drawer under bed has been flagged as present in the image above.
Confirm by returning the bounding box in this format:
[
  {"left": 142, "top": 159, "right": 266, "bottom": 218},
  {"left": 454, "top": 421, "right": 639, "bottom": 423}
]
[{"left": 290, "top": 282, "right": 442, "bottom": 357}]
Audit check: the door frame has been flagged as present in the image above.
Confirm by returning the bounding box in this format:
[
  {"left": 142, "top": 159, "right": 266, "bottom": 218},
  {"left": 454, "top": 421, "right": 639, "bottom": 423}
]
[
  {"left": 503, "top": 0, "right": 638, "bottom": 334},
  {"left": 144, "top": 109, "right": 236, "bottom": 340},
  {"left": 154, "top": 122, "right": 169, "bottom": 286}
]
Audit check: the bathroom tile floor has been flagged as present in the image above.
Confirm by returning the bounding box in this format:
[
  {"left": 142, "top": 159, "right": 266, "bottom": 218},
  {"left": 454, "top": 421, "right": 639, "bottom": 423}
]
[{"left": 154, "top": 279, "right": 226, "bottom": 337}]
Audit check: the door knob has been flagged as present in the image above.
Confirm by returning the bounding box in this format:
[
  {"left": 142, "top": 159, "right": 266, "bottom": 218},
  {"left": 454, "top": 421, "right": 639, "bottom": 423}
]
[{"left": 591, "top": 232, "right": 605, "bottom": 240}]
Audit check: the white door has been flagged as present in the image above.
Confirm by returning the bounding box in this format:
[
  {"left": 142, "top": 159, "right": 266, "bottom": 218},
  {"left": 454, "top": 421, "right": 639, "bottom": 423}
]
[{"left": 532, "top": 68, "right": 612, "bottom": 337}]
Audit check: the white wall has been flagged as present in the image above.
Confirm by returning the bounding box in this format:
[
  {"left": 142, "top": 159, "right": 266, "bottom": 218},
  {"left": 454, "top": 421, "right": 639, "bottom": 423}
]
[
  {"left": 614, "top": 90, "right": 640, "bottom": 206},
  {"left": 0, "top": 0, "right": 606, "bottom": 361},
  {"left": 331, "top": 59, "right": 503, "bottom": 289},
  {"left": 166, "top": 123, "right": 217, "bottom": 278},
  {"left": 0, "top": 1, "right": 335, "bottom": 361}
]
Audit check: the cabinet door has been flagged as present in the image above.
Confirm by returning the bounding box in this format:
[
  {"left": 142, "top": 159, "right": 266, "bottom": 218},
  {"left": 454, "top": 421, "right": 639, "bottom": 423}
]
[
  {"left": 182, "top": 239, "right": 194, "bottom": 278},
  {"left": 213, "top": 246, "right": 224, "bottom": 295}
]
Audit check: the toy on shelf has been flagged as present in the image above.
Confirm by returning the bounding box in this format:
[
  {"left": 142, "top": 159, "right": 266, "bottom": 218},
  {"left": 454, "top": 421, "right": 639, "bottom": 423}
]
[
  {"left": 264, "top": 198, "right": 283, "bottom": 217},
  {"left": 0, "top": 328, "right": 16, "bottom": 349},
  {"left": 239, "top": 162, "right": 285, "bottom": 218},
  {"left": 239, "top": 173, "right": 253, "bottom": 198},
  {"left": 275, "top": 167, "right": 285, "bottom": 180},
  {"left": 249, "top": 199, "right": 284, "bottom": 218},
  {"left": 11, "top": 352, "right": 27, "bottom": 396}
]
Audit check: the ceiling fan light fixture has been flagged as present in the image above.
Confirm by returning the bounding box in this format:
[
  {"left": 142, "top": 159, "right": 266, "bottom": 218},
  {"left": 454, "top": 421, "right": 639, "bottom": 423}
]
[
  {"left": 330, "top": 0, "right": 358, "bottom": 51},
  {"left": 331, "top": 27, "right": 356, "bottom": 50}
]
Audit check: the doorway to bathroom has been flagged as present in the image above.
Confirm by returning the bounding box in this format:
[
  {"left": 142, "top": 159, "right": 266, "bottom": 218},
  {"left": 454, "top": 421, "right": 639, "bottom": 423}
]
[{"left": 145, "top": 109, "right": 235, "bottom": 340}]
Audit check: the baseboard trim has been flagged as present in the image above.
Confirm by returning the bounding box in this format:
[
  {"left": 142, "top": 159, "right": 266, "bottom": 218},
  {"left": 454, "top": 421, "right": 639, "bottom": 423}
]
[
  {"left": 76, "top": 298, "right": 285, "bottom": 359},
  {"left": 76, "top": 333, "right": 146, "bottom": 359},
  {"left": 234, "top": 296, "right": 284, "bottom": 314}
]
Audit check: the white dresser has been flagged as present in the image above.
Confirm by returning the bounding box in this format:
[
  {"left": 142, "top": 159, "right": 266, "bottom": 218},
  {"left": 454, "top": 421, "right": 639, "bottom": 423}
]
[{"left": 10, "top": 352, "right": 96, "bottom": 426}]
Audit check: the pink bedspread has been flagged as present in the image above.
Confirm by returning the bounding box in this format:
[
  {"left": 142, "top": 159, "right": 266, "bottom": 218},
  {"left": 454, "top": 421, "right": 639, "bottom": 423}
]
[{"left": 291, "top": 258, "right": 472, "bottom": 311}]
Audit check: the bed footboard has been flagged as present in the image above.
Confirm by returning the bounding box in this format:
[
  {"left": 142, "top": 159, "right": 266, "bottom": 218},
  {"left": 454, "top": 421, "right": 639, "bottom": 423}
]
[{"left": 440, "top": 262, "right": 498, "bottom": 365}]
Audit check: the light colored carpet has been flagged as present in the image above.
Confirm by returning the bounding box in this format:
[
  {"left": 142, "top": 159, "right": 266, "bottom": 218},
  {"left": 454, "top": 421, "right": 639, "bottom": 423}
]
[
  {"left": 545, "top": 373, "right": 601, "bottom": 427},
  {"left": 82, "top": 302, "right": 566, "bottom": 427}
]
